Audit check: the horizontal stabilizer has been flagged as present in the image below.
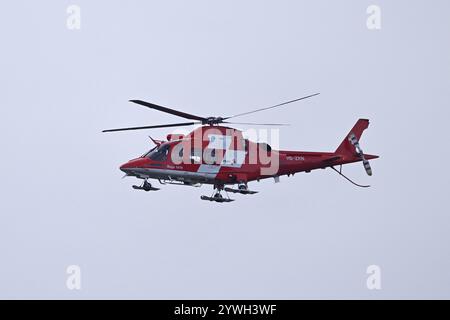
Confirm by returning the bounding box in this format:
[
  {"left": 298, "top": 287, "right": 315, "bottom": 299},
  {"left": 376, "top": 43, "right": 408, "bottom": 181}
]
[{"left": 322, "top": 156, "right": 341, "bottom": 163}]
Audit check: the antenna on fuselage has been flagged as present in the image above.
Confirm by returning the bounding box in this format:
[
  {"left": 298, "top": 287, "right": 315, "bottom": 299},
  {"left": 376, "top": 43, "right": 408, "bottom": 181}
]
[{"left": 148, "top": 136, "right": 163, "bottom": 146}]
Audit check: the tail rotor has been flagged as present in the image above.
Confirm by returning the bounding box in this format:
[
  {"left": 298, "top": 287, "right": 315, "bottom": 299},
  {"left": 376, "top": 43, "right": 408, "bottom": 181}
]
[{"left": 348, "top": 133, "right": 372, "bottom": 176}]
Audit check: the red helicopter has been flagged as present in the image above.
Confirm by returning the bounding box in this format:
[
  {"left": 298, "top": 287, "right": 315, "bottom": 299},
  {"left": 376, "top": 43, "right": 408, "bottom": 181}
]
[{"left": 103, "top": 93, "right": 378, "bottom": 202}]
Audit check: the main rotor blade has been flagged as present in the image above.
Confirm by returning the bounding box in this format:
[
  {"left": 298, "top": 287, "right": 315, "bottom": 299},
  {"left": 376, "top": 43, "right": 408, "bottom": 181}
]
[
  {"left": 129, "top": 100, "right": 206, "bottom": 121},
  {"left": 225, "top": 93, "right": 320, "bottom": 120},
  {"left": 224, "top": 122, "right": 290, "bottom": 126},
  {"left": 102, "top": 121, "right": 201, "bottom": 133}
]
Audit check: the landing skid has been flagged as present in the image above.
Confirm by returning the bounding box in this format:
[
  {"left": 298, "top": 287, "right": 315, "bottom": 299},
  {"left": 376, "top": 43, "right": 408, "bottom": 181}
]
[
  {"left": 200, "top": 195, "right": 234, "bottom": 203},
  {"left": 132, "top": 180, "right": 160, "bottom": 191},
  {"left": 132, "top": 185, "right": 160, "bottom": 191},
  {"left": 224, "top": 187, "right": 258, "bottom": 195}
]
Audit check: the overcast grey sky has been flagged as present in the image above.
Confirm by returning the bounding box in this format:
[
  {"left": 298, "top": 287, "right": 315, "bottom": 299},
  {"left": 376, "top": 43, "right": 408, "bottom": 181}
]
[{"left": 1, "top": 0, "right": 449, "bottom": 299}]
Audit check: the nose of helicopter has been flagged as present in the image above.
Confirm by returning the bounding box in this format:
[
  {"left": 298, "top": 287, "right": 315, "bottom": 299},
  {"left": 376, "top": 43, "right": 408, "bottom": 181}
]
[
  {"left": 120, "top": 163, "right": 132, "bottom": 175},
  {"left": 119, "top": 160, "right": 137, "bottom": 175},
  {"left": 119, "top": 157, "right": 148, "bottom": 176}
]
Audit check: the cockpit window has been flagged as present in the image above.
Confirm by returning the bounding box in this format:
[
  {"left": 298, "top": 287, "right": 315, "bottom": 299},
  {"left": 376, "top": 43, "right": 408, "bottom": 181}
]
[{"left": 146, "top": 144, "right": 170, "bottom": 161}]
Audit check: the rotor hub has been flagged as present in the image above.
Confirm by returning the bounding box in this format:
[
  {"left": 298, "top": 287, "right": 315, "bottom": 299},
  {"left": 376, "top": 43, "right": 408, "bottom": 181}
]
[{"left": 203, "top": 117, "right": 224, "bottom": 125}]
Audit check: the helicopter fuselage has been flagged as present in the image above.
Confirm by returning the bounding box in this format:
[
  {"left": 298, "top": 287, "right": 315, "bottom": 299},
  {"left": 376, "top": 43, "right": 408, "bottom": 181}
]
[{"left": 119, "top": 125, "right": 378, "bottom": 187}]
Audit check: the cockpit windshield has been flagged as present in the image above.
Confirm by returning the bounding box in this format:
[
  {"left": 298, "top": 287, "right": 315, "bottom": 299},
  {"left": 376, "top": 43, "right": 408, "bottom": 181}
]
[
  {"left": 143, "top": 144, "right": 170, "bottom": 161},
  {"left": 141, "top": 146, "right": 157, "bottom": 158}
]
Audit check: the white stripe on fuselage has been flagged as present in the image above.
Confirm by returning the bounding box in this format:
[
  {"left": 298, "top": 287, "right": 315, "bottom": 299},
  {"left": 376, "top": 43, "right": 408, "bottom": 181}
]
[{"left": 197, "top": 134, "right": 247, "bottom": 177}]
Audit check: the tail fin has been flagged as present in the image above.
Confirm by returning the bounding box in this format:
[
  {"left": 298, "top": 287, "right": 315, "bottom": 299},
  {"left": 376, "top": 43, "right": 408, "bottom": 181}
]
[{"left": 335, "top": 119, "right": 370, "bottom": 156}]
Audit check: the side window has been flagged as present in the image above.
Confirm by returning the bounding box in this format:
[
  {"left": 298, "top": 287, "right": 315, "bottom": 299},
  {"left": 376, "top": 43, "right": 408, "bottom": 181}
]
[{"left": 204, "top": 148, "right": 219, "bottom": 165}]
